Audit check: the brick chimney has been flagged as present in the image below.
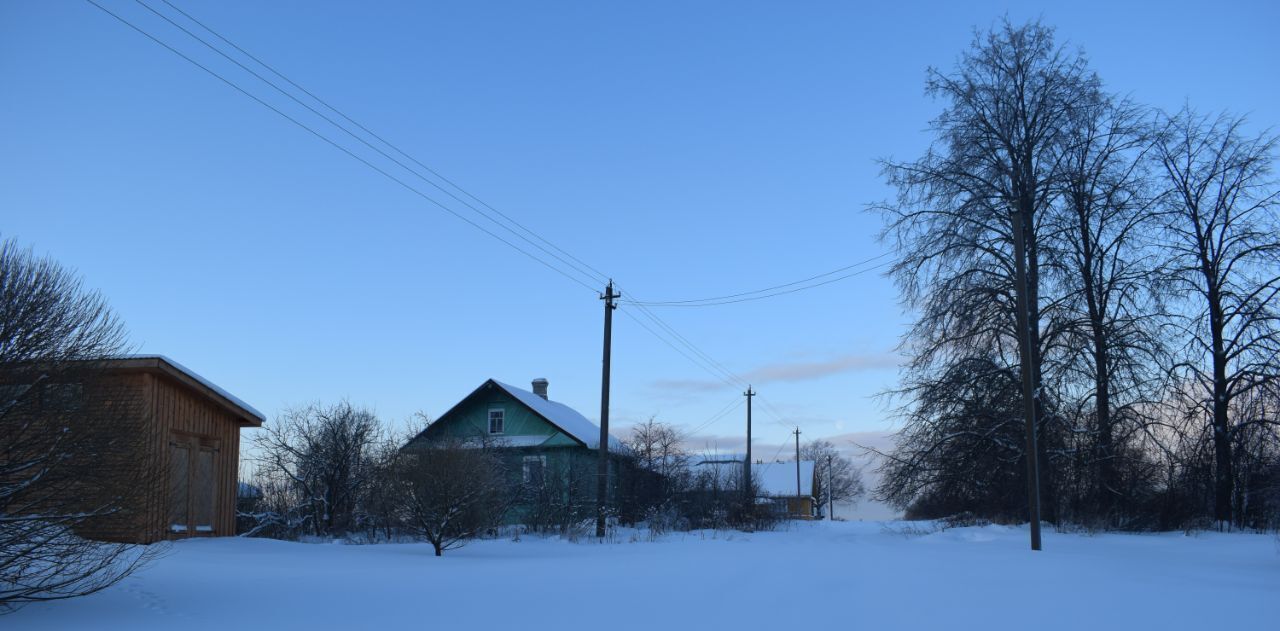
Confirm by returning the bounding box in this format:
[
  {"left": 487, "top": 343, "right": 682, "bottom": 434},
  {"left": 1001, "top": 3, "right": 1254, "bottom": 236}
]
[{"left": 531, "top": 378, "right": 549, "bottom": 400}]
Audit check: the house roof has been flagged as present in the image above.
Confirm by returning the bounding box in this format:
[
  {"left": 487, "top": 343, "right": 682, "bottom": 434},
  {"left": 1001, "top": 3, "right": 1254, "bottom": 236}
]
[
  {"left": 412, "top": 378, "right": 624, "bottom": 451},
  {"left": 103, "top": 355, "right": 264, "bottom": 427},
  {"left": 693, "top": 458, "right": 816, "bottom": 498},
  {"left": 490, "top": 380, "right": 624, "bottom": 451}
]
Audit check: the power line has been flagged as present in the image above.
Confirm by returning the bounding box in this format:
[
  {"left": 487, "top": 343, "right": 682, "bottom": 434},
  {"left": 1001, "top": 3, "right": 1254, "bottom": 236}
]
[
  {"left": 627, "top": 251, "right": 892, "bottom": 306},
  {"left": 615, "top": 310, "right": 741, "bottom": 391},
  {"left": 141, "top": 2, "right": 875, "bottom": 401},
  {"left": 133, "top": 0, "right": 609, "bottom": 290},
  {"left": 625, "top": 260, "right": 893, "bottom": 307},
  {"left": 85, "top": 0, "right": 604, "bottom": 296},
  {"left": 93, "top": 0, "right": 756, "bottom": 402},
  {"left": 90, "top": 0, "right": 813, "bottom": 443},
  {"left": 154, "top": 0, "right": 614, "bottom": 289},
  {"left": 687, "top": 397, "right": 745, "bottom": 436},
  {"left": 624, "top": 299, "right": 748, "bottom": 389}
]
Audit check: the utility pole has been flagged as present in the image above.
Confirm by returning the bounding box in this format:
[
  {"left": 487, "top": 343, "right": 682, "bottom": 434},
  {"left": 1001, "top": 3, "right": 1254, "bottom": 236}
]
[
  {"left": 1010, "top": 203, "right": 1043, "bottom": 551},
  {"left": 793, "top": 428, "right": 802, "bottom": 517},
  {"left": 827, "top": 454, "right": 834, "bottom": 521},
  {"left": 596, "top": 280, "right": 620, "bottom": 539},
  {"left": 744, "top": 386, "right": 754, "bottom": 500}
]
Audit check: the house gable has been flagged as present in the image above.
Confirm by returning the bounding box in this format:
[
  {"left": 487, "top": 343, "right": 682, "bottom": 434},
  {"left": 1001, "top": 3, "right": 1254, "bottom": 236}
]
[{"left": 412, "top": 379, "right": 589, "bottom": 449}]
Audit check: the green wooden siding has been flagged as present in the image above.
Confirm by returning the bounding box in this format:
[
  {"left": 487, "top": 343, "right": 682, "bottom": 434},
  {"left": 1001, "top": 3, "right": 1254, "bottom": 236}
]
[
  {"left": 424, "top": 382, "right": 575, "bottom": 445},
  {"left": 408, "top": 380, "right": 628, "bottom": 526}
]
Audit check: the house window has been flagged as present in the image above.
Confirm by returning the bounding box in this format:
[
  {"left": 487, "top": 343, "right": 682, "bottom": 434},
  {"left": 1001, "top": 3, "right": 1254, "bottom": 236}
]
[
  {"left": 488, "top": 409, "right": 504, "bottom": 434},
  {"left": 523, "top": 455, "right": 546, "bottom": 486}
]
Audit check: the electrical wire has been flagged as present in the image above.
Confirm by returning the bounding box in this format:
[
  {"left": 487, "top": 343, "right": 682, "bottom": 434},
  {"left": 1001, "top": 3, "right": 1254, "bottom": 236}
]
[
  {"left": 85, "top": 0, "right": 603, "bottom": 295},
  {"left": 154, "top": 0, "right": 614, "bottom": 289},
  {"left": 686, "top": 397, "right": 745, "bottom": 436},
  {"left": 625, "top": 260, "right": 893, "bottom": 307},
  {"left": 89, "top": 0, "right": 825, "bottom": 444},
  {"left": 134, "top": 0, "right": 610, "bottom": 290},
  {"left": 627, "top": 251, "right": 892, "bottom": 306}
]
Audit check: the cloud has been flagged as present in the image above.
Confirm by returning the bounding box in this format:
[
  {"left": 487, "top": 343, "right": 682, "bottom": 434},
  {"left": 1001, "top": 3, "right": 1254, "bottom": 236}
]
[
  {"left": 745, "top": 353, "right": 900, "bottom": 383},
  {"left": 649, "top": 351, "right": 900, "bottom": 393}
]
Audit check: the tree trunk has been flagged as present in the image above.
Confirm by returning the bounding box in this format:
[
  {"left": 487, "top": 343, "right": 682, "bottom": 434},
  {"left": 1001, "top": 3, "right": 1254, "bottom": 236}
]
[
  {"left": 1209, "top": 294, "right": 1233, "bottom": 529},
  {"left": 1076, "top": 202, "right": 1116, "bottom": 520},
  {"left": 1025, "top": 199, "right": 1056, "bottom": 524}
]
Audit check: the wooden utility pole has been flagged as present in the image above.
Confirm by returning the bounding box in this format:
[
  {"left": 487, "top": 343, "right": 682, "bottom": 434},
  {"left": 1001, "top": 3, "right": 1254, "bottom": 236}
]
[
  {"left": 744, "top": 386, "right": 755, "bottom": 499},
  {"left": 596, "top": 280, "right": 620, "bottom": 538},
  {"left": 793, "top": 428, "right": 802, "bottom": 516},
  {"left": 1010, "top": 204, "right": 1043, "bottom": 551}
]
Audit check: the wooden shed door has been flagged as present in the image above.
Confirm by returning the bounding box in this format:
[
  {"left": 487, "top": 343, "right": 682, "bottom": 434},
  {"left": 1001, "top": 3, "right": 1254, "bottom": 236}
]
[
  {"left": 193, "top": 447, "right": 216, "bottom": 532},
  {"left": 169, "top": 435, "right": 219, "bottom": 535},
  {"left": 169, "top": 442, "right": 191, "bottom": 532}
]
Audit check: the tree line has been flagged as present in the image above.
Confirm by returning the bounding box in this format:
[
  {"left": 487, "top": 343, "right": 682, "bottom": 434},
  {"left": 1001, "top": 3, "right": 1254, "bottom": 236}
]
[
  {"left": 874, "top": 20, "right": 1280, "bottom": 532},
  {"left": 240, "top": 409, "right": 866, "bottom": 554}
]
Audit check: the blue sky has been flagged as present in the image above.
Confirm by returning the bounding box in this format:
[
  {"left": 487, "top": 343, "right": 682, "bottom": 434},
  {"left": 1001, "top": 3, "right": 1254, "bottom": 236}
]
[{"left": 3, "top": 1, "right": 1278, "bottom": 457}]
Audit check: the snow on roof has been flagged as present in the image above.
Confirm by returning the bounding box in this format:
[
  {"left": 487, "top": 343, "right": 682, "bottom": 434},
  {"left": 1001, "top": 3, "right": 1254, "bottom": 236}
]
[
  {"left": 755, "top": 459, "right": 815, "bottom": 497},
  {"left": 124, "top": 355, "right": 266, "bottom": 424},
  {"left": 492, "top": 435, "right": 551, "bottom": 448},
  {"left": 696, "top": 453, "right": 748, "bottom": 464},
  {"left": 492, "top": 380, "right": 624, "bottom": 451},
  {"left": 693, "top": 459, "right": 816, "bottom": 498}
]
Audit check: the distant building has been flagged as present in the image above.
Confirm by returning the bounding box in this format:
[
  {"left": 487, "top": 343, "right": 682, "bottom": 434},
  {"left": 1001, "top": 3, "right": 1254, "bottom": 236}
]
[{"left": 693, "top": 455, "right": 818, "bottom": 519}]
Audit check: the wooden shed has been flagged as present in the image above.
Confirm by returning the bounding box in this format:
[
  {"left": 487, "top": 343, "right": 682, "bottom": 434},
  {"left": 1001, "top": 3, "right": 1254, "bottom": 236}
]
[{"left": 37, "top": 356, "right": 265, "bottom": 543}]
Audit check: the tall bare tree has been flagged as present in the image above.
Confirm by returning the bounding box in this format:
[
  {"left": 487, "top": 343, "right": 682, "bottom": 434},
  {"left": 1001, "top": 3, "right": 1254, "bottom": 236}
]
[
  {"left": 877, "top": 20, "right": 1095, "bottom": 521},
  {"left": 1049, "top": 93, "right": 1165, "bottom": 523},
  {"left": 1155, "top": 108, "right": 1280, "bottom": 528},
  {"left": 0, "top": 238, "right": 154, "bottom": 612}
]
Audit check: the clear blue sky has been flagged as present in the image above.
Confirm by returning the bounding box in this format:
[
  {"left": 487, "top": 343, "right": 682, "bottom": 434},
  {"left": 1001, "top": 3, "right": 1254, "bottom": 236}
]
[{"left": 3, "top": 1, "right": 1277, "bottom": 456}]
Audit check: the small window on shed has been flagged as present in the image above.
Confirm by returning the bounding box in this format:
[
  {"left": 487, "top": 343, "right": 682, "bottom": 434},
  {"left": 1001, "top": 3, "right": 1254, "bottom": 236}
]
[
  {"left": 488, "top": 409, "right": 504, "bottom": 434},
  {"left": 42, "top": 383, "right": 83, "bottom": 411}
]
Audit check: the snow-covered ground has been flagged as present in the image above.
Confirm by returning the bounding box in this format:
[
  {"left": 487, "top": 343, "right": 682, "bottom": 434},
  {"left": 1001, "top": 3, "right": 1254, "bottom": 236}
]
[{"left": 7, "top": 521, "right": 1278, "bottom": 630}]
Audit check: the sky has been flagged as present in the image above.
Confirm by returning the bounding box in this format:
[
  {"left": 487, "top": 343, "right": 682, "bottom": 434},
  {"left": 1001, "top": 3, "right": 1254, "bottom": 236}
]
[{"left": 3, "top": 0, "right": 1278, "bottom": 463}]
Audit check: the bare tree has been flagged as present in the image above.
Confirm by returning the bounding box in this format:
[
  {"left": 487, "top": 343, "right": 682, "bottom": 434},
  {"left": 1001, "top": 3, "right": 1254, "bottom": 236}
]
[
  {"left": 251, "top": 401, "right": 383, "bottom": 538},
  {"left": 876, "top": 355, "right": 1030, "bottom": 520},
  {"left": 1155, "top": 108, "right": 1280, "bottom": 529},
  {"left": 0, "top": 238, "right": 155, "bottom": 612},
  {"left": 801, "top": 440, "right": 867, "bottom": 515},
  {"left": 876, "top": 20, "right": 1096, "bottom": 522},
  {"left": 398, "top": 438, "right": 511, "bottom": 556},
  {"left": 1049, "top": 93, "right": 1167, "bottom": 524},
  {"left": 624, "top": 417, "right": 689, "bottom": 481}
]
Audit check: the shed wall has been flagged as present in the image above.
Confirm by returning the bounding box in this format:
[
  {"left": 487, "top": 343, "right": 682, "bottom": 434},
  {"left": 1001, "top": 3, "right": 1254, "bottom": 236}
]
[{"left": 151, "top": 374, "right": 242, "bottom": 540}]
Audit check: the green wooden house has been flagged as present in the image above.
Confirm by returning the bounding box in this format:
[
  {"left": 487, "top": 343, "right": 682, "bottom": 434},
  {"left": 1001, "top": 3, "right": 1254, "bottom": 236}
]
[{"left": 404, "top": 378, "right": 629, "bottom": 527}]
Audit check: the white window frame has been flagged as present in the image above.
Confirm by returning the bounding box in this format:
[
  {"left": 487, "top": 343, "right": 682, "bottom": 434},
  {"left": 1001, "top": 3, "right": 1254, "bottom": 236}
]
[
  {"left": 488, "top": 408, "right": 505, "bottom": 434},
  {"left": 522, "top": 455, "right": 547, "bottom": 485}
]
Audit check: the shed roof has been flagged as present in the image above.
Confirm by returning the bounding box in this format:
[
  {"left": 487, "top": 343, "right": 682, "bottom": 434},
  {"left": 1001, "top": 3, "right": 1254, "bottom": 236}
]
[
  {"left": 693, "top": 458, "right": 816, "bottom": 498},
  {"left": 104, "top": 355, "right": 264, "bottom": 426}
]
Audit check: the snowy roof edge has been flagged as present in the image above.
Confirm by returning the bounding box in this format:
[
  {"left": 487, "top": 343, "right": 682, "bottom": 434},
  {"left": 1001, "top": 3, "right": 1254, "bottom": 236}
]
[
  {"left": 491, "top": 379, "right": 625, "bottom": 451},
  {"left": 121, "top": 354, "right": 265, "bottom": 424}
]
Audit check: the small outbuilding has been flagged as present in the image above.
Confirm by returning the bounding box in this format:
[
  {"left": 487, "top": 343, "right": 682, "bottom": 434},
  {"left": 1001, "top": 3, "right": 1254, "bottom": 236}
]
[
  {"left": 693, "top": 456, "right": 818, "bottom": 519},
  {"left": 3, "top": 355, "right": 264, "bottom": 543}
]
